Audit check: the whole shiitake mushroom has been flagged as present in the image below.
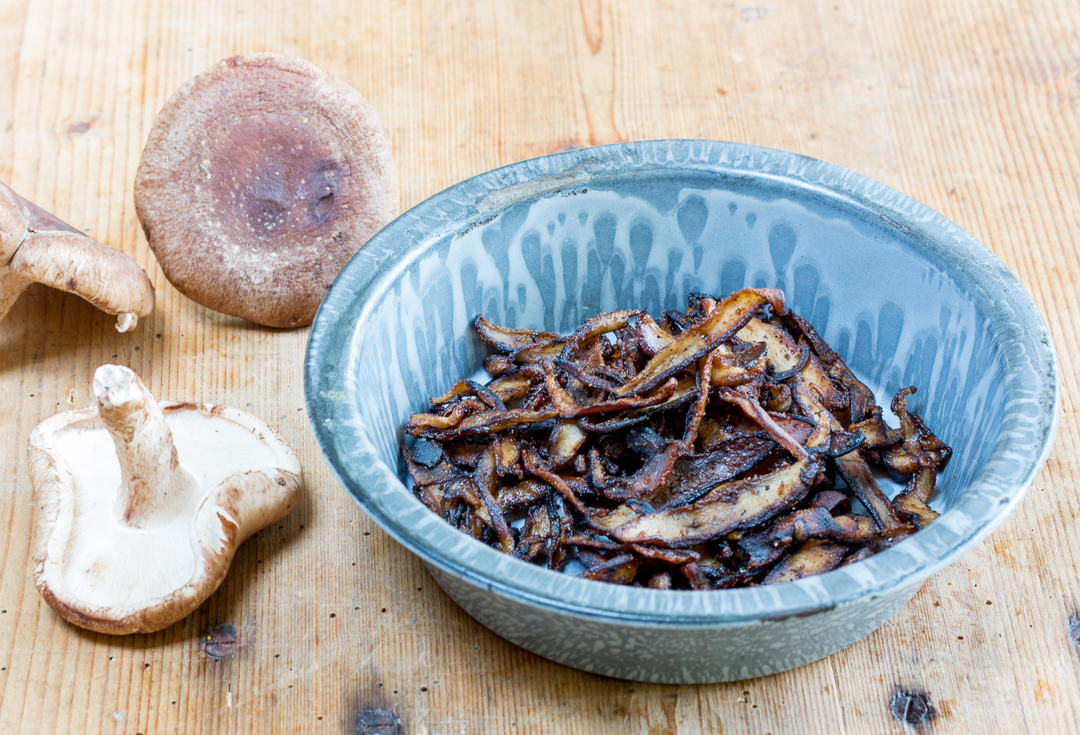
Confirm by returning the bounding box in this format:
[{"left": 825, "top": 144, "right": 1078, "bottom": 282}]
[{"left": 134, "top": 53, "right": 399, "bottom": 328}]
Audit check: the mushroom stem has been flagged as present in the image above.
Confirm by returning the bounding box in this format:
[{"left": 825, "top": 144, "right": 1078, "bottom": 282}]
[{"left": 92, "top": 364, "right": 197, "bottom": 528}]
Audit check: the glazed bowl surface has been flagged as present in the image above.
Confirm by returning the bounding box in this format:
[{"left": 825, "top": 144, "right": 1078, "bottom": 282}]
[{"left": 304, "top": 140, "right": 1058, "bottom": 683}]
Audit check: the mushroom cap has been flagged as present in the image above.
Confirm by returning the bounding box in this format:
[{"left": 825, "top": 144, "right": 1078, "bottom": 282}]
[
  {"left": 133, "top": 53, "right": 399, "bottom": 328},
  {"left": 0, "top": 182, "right": 155, "bottom": 331},
  {"left": 28, "top": 398, "right": 302, "bottom": 635}
]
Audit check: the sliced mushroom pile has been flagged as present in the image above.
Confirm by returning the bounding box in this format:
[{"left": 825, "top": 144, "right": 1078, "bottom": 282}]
[{"left": 402, "top": 288, "right": 951, "bottom": 590}]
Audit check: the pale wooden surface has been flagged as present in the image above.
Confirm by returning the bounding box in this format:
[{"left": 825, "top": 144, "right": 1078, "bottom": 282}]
[{"left": 1, "top": 0, "right": 1078, "bottom": 732}]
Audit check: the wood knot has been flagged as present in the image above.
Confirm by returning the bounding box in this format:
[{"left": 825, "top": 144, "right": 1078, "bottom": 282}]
[
  {"left": 889, "top": 689, "right": 935, "bottom": 727},
  {"left": 203, "top": 623, "right": 238, "bottom": 661},
  {"left": 356, "top": 708, "right": 401, "bottom": 735}
]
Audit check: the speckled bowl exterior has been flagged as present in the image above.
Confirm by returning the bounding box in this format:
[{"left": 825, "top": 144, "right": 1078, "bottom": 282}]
[{"left": 305, "top": 140, "right": 1059, "bottom": 683}]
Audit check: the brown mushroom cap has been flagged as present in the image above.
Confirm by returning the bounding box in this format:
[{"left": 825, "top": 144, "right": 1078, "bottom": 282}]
[
  {"left": 133, "top": 53, "right": 399, "bottom": 328},
  {"left": 0, "top": 182, "right": 155, "bottom": 332}
]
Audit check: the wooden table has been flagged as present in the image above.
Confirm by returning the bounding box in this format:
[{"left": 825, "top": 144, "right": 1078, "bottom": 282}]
[{"left": 2, "top": 0, "right": 1078, "bottom": 732}]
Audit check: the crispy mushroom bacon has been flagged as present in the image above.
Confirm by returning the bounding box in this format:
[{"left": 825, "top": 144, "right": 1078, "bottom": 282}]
[{"left": 401, "top": 287, "right": 951, "bottom": 589}]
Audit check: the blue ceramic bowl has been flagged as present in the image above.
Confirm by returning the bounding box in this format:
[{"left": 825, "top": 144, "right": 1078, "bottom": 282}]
[{"left": 304, "top": 140, "right": 1059, "bottom": 683}]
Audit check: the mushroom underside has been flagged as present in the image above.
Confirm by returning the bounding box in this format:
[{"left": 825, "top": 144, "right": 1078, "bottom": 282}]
[{"left": 33, "top": 404, "right": 300, "bottom": 626}]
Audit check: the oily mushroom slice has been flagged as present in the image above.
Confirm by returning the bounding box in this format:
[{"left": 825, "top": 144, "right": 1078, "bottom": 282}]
[
  {"left": 0, "top": 182, "right": 154, "bottom": 332},
  {"left": 134, "top": 53, "right": 399, "bottom": 328},
  {"left": 609, "top": 457, "right": 824, "bottom": 547},
  {"left": 612, "top": 288, "right": 783, "bottom": 397},
  {"left": 27, "top": 365, "right": 302, "bottom": 635},
  {"left": 762, "top": 539, "right": 849, "bottom": 585}
]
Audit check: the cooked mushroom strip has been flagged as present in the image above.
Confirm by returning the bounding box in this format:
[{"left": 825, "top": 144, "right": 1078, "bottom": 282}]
[
  {"left": 579, "top": 554, "right": 639, "bottom": 584},
  {"left": 892, "top": 459, "right": 941, "bottom": 528},
  {"left": 547, "top": 421, "right": 588, "bottom": 469},
  {"left": 521, "top": 449, "right": 589, "bottom": 515},
  {"left": 849, "top": 415, "right": 903, "bottom": 448},
  {"left": 555, "top": 358, "right": 621, "bottom": 392},
  {"left": 589, "top": 353, "right": 713, "bottom": 502},
  {"left": 542, "top": 362, "right": 679, "bottom": 418},
  {"left": 598, "top": 363, "right": 755, "bottom": 426},
  {"left": 790, "top": 374, "right": 902, "bottom": 531},
  {"left": 409, "top": 407, "right": 561, "bottom": 440},
  {"left": 827, "top": 429, "right": 865, "bottom": 458},
  {"left": 513, "top": 340, "right": 569, "bottom": 365},
  {"left": 588, "top": 438, "right": 684, "bottom": 502},
  {"left": 782, "top": 310, "right": 879, "bottom": 424},
  {"left": 737, "top": 318, "right": 848, "bottom": 411},
  {"left": 443, "top": 440, "right": 488, "bottom": 469},
  {"left": 564, "top": 534, "right": 702, "bottom": 567},
  {"left": 442, "top": 477, "right": 490, "bottom": 524},
  {"left": 493, "top": 437, "right": 522, "bottom": 478},
  {"left": 474, "top": 444, "right": 514, "bottom": 552},
  {"left": 577, "top": 413, "right": 652, "bottom": 434},
  {"left": 609, "top": 457, "right": 825, "bottom": 547},
  {"left": 632, "top": 545, "right": 702, "bottom": 566},
  {"left": 458, "top": 505, "right": 488, "bottom": 541},
  {"left": 834, "top": 452, "right": 903, "bottom": 531},
  {"left": 428, "top": 380, "right": 477, "bottom": 406},
  {"left": 762, "top": 540, "right": 848, "bottom": 585},
  {"left": 547, "top": 493, "right": 575, "bottom": 571},
  {"left": 697, "top": 413, "right": 811, "bottom": 450},
  {"left": 809, "top": 489, "right": 851, "bottom": 514},
  {"left": 484, "top": 354, "right": 516, "bottom": 377},
  {"left": 464, "top": 380, "right": 507, "bottom": 411},
  {"left": 883, "top": 386, "right": 952, "bottom": 481},
  {"left": 634, "top": 313, "right": 675, "bottom": 355},
  {"left": 737, "top": 507, "right": 876, "bottom": 569},
  {"left": 474, "top": 315, "right": 561, "bottom": 353},
  {"left": 736, "top": 318, "right": 802, "bottom": 372},
  {"left": 866, "top": 524, "right": 919, "bottom": 552},
  {"left": 495, "top": 479, "right": 549, "bottom": 512},
  {"left": 408, "top": 438, "right": 444, "bottom": 468},
  {"left": 430, "top": 368, "right": 540, "bottom": 407},
  {"left": 770, "top": 343, "right": 810, "bottom": 382},
  {"left": 680, "top": 561, "right": 713, "bottom": 590},
  {"left": 403, "top": 444, "right": 456, "bottom": 486},
  {"left": 716, "top": 386, "right": 812, "bottom": 460},
  {"left": 574, "top": 549, "right": 612, "bottom": 570},
  {"left": 838, "top": 547, "right": 875, "bottom": 567},
  {"left": 648, "top": 573, "right": 674, "bottom": 589},
  {"left": 405, "top": 403, "right": 470, "bottom": 434},
  {"left": 653, "top": 434, "right": 776, "bottom": 510},
  {"left": 663, "top": 309, "right": 693, "bottom": 334},
  {"left": 559, "top": 309, "right": 640, "bottom": 360},
  {"left": 761, "top": 383, "right": 792, "bottom": 413},
  {"left": 583, "top": 373, "right": 699, "bottom": 425},
  {"left": 692, "top": 545, "right": 762, "bottom": 589},
  {"left": 588, "top": 503, "right": 641, "bottom": 532},
  {"left": 514, "top": 505, "right": 553, "bottom": 561},
  {"left": 412, "top": 481, "right": 443, "bottom": 515},
  {"left": 613, "top": 289, "right": 783, "bottom": 397},
  {"left": 703, "top": 341, "right": 769, "bottom": 388}
]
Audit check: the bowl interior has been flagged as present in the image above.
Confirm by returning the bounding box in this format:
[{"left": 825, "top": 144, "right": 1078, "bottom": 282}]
[
  {"left": 356, "top": 169, "right": 1004, "bottom": 510},
  {"left": 307, "top": 141, "right": 1056, "bottom": 622}
]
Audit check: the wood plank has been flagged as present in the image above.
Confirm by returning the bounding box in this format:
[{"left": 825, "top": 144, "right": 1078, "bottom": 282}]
[{"left": 1, "top": 0, "right": 1078, "bottom": 732}]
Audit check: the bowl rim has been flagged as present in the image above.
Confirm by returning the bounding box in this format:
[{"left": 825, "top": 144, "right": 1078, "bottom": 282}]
[{"left": 305, "top": 139, "right": 1060, "bottom": 625}]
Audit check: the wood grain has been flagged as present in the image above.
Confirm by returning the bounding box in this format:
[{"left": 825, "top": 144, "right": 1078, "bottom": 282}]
[{"left": 2, "top": 0, "right": 1079, "bottom": 732}]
